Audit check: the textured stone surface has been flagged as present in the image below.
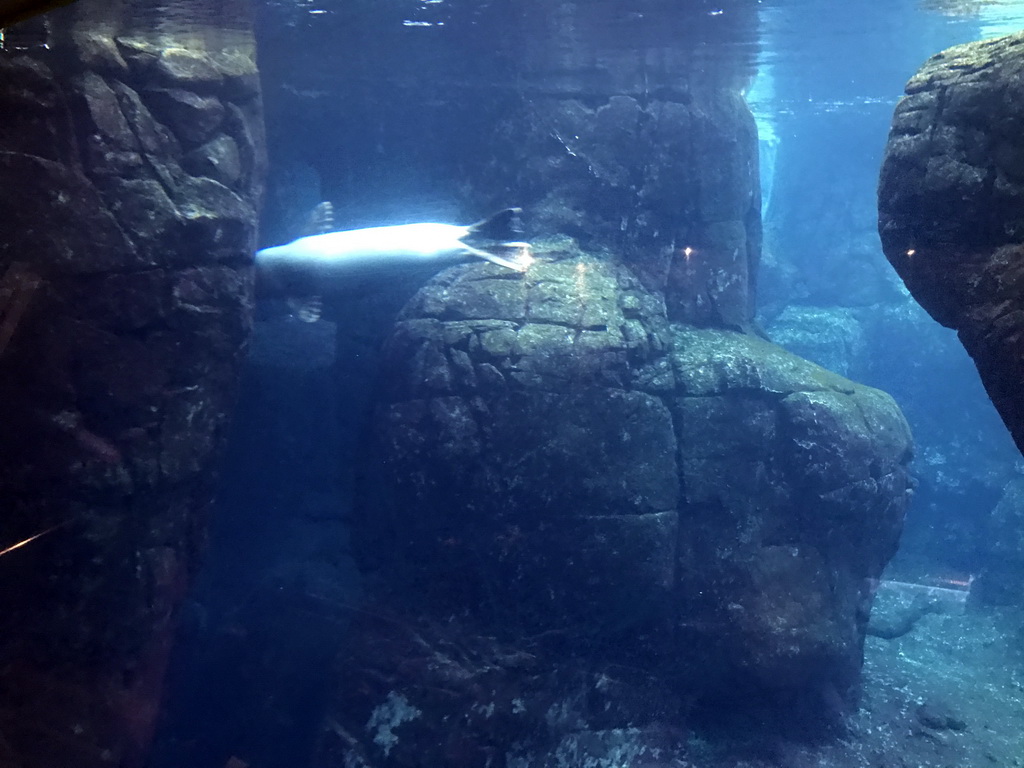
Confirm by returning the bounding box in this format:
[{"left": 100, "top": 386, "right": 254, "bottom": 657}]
[
  {"left": 879, "top": 31, "right": 1024, "bottom": 455},
  {"left": 765, "top": 306, "right": 865, "bottom": 377},
  {"left": 487, "top": 0, "right": 761, "bottom": 330},
  {"left": 356, "top": 245, "right": 679, "bottom": 636},
  {"left": 476, "top": 46, "right": 762, "bottom": 330},
  {"left": 669, "top": 328, "right": 910, "bottom": 694},
  {"left": 765, "top": 300, "right": 1020, "bottom": 583},
  {"left": 0, "top": 9, "right": 264, "bottom": 768},
  {"left": 331, "top": 242, "right": 913, "bottom": 767}
]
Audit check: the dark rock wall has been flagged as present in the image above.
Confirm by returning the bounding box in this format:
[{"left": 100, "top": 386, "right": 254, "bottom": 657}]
[
  {"left": 879, "top": 32, "right": 1024, "bottom": 459},
  {"left": 0, "top": 5, "right": 264, "bottom": 767}
]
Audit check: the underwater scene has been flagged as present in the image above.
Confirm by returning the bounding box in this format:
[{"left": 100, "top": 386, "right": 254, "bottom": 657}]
[{"left": 2, "top": 0, "right": 1024, "bottom": 766}]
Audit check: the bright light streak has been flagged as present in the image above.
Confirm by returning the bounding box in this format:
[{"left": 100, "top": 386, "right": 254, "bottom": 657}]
[{"left": 0, "top": 522, "right": 66, "bottom": 559}]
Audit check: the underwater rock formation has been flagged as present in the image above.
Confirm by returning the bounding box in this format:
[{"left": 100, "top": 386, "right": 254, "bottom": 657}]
[
  {"left": 879, "top": 31, "right": 1024, "bottom": 456},
  {"left": 475, "top": 0, "right": 762, "bottom": 330},
  {"left": 325, "top": 241, "right": 913, "bottom": 767},
  {"left": 0, "top": 7, "right": 263, "bottom": 767}
]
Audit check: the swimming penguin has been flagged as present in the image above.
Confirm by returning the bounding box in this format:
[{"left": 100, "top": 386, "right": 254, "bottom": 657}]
[{"left": 255, "top": 204, "right": 534, "bottom": 322}]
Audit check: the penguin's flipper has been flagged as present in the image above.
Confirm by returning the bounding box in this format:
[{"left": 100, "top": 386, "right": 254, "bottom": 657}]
[
  {"left": 287, "top": 295, "right": 323, "bottom": 323},
  {"left": 300, "top": 202, "right": 335, "bottom": 237}
]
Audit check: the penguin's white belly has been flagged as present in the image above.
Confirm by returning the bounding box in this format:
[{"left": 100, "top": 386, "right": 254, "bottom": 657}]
[
  {"left": 253, "top": 211, "right": 533, "bottom": 322},
  {"left": 266, "top": 223, "right": 470, "bottom": 272}
]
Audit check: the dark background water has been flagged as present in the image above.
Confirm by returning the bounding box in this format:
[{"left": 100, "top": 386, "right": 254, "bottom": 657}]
[{"left": 150, "top": 1, "right": 1024, "bottom": 766}]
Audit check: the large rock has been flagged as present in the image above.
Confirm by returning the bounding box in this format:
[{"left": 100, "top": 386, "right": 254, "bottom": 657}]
[
  {"left": 328, "top": 242, "right": 913, "bottom": 767},
  {"left": 879, "top": 31, "right": 1024, "bottom": 455},
  {"left": 0, "top": 9, "right": 264, "bottom": 768},
  {"left": 355, "top": 244, "right": 678, "bottom": 636},
  {"left": 670, "top": 326, "right": 911, "bottom": 693}
]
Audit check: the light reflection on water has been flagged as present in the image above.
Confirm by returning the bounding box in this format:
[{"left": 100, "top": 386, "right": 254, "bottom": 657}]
[
  {"left": 749, "top": 0, "right": 1024, "bottom": 119},
  {"left": 75, "top": 0, "right": 255, "bottom": 50},
  {"left": 119, "top": 0, "right": 251, "bottom": 31},
  {"left": 261, "top": 0, "right": 1024, "bottom": 101},
  {"left": 271, "top": 0, "right": 1024, "bottom": 56}
]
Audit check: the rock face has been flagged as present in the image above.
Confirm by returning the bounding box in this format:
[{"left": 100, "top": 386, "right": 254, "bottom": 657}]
[
  {"left": 879, "top": 31, "right": 1024, "bottom": 456},
  {"left": 469, "top": 0, "right": 762, "bottom": 330},
  {"left": 0, "top": 8, "right": 264, "bottom": 768},
  {"left": 325, "top": 242, "right": 913, "bottom": 767}
]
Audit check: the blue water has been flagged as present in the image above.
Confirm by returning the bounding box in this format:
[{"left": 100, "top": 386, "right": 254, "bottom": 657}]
[{"left": 152, "top": 2, "right": 1024, "bottom": 766}]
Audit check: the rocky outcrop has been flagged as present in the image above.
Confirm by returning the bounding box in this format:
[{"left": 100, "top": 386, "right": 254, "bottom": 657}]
[
  {"left": 473, "top": 0, "right": 762, "bottom": 329},
  {"left": 878, "top": 31, "right": 1024, "bottom": 456},
  {"left": 323, "top": 241, "right": 913, "bottom": 767},
  {"left": 0, "top": 8, "right": 263, "bottom": 768}
]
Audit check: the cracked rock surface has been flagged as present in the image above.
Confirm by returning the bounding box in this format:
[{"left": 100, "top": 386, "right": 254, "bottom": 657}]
[
  {"left": 0, "top": 14, "right": 264, "bottom": 768},
  {"left": 327, "top": 240, "right": 913, "bottom": 767},
  {"left": 879, "top": 31, "right": 1024, "bottom": 456}
]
